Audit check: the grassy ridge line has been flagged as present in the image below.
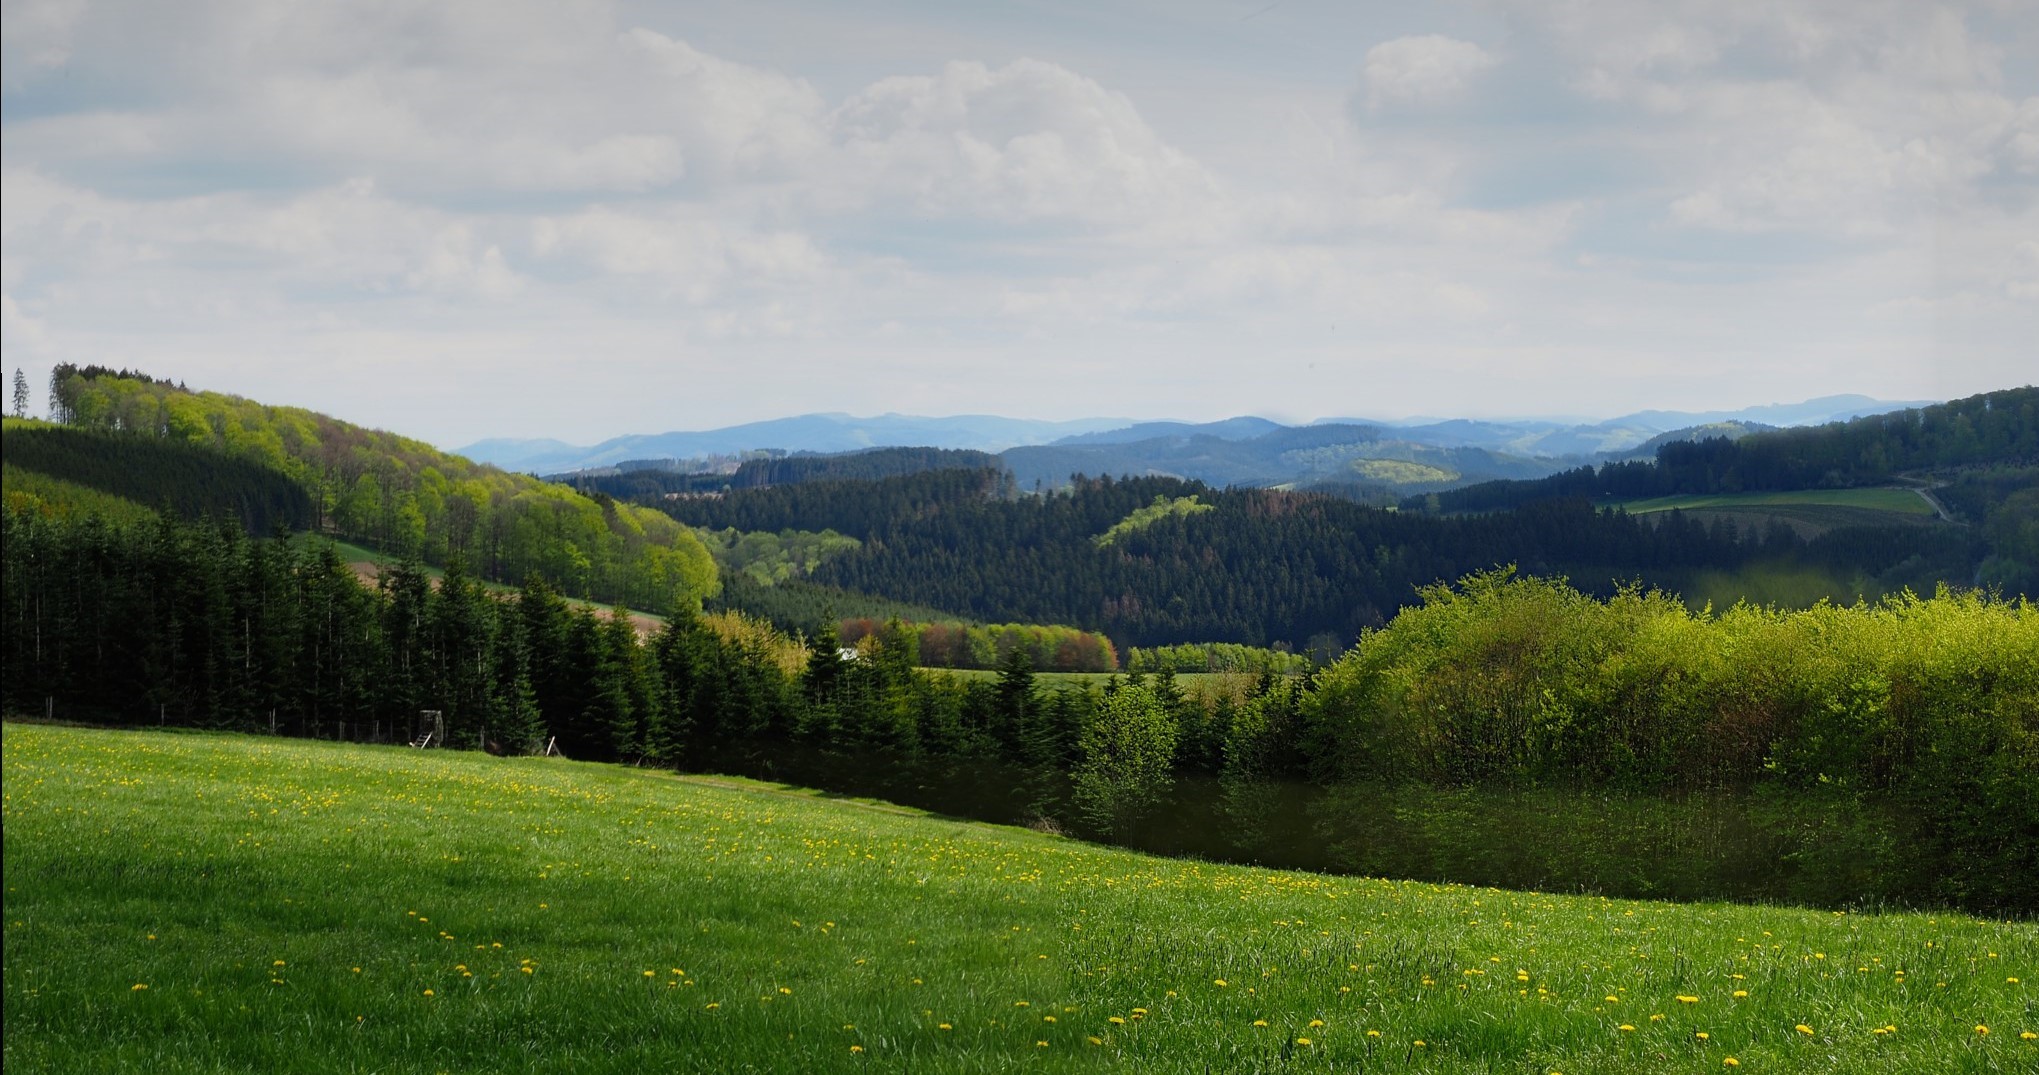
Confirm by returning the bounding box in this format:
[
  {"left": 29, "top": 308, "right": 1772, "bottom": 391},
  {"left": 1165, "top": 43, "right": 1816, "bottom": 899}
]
[
  {"left": 4, "top": 723, "right": 2033, "bottom": 1074},
  {"left": 1612, "top": 488, "right": 1936, "bottom": 515}
]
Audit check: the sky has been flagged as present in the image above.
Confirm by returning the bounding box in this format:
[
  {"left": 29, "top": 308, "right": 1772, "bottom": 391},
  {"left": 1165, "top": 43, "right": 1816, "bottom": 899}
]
[{"left": 2, "top": 0, "right": 2035, "bottom": 449}]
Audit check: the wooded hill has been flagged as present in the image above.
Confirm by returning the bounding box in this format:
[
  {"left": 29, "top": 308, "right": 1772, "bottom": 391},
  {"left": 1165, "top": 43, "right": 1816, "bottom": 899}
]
[
  {"left": 1427, "top": 387, "right": 2036, "bottom": 509},
  {"left": 1417, "top": 386, "right": 2038, "bottom": 592},
  {"left": 658, "top": 469, "right": 1982, "bottom": 649},
  {"left": 41, "top": 366, "right": 717, "bottom": 613},
  {"left": 3, "top": 420, "right": 311, "bottom": 533}
]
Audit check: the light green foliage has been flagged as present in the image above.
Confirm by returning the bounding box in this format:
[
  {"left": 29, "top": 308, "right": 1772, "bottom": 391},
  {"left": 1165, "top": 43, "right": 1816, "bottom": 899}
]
[
  {"left": 1094, "top": 494, "right": 1214, "bottom": 547},
  {"left": 1305, "top": 569, "right": 2039, "bottom": 912},
  {"left": 1072, "top": 683, "right": 1178, "bottom": 834},
  {"left": 699, "top": 526, "right": 861, "bottom": 586},
  {"left": 4, "top": 724, "right": 2034, "bottom": 1074},
  {"left": 1128, "top": 642, "right": 1313, "bottom": 676},
  {"left": 1, "top": 462, "right": 159, "bottom": 527},
  {"left": 47, "top": 371, "right": 717, "bottom": 612}
]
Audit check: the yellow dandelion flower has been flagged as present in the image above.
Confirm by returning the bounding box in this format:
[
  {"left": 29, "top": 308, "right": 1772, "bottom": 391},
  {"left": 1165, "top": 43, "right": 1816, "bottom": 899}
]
[
  {"left": 1733, "top": 990, "right": 1748, "bottom": 998},
  {"left": 1367, "top": 1029, "right": 1381, "bottom": 1038},
  {"left": 1213, "top": 979, "right": 1228, "bottom": 987},
  {"left": 1650, "top": 1013, "right": 1666, "bottom": 1022},
  {"left": 1035, "top": 1040, "right": 1049, "bottom": 1048},
  {"left": 131, "top": 983, "right": 148, "bottom": 991},
  {"left": 1043, "top": 1016, "right": 1056, "bottom": 1023},
  {"left": 1413, "top": 1040, "right": 1426, "bottom": 1047},
  {"left": 1297, "top": 1037, "right": 1313, "bottom": 1046},
  {"left": 1676, "top": 995, "right": 1700, "bottom": 1004},
  {"left": 1108, "top": 1016, "right": 1126, "bottom": 1025},
  {"left": 849, "top": 1045, "right": 863, "bottom": 1054},
  {"left": 1014, "top": 1000, "right": 1030, "bottom": 1007},
  {"left": 1976, "top": 1025, "right": 1990, "bottom": 1036},
  {"left": 2020, "top": 1031, "right": 2036, "bottom": 1040},
  {"left": 1253, "top": 1019, "right": 1268, "bottom": 1027},
  {"left": 1724, "top": 1059, "right": 1740, "bottom": 1068},
  {"left": 1605, "top": 995, "right": 1620, "bottom": 1003},
  {"left": 706, "top": 1003, "right": 720, "bottom": 1010},
  {"left": 1618, "top": 1024, "right": 1635, "bottom": 1032},
  {"left": 1088, "top": 1036, "right": 1103, "bottom": 1045},
  {"left": 422, "top": 989, "right": 434, "bottom": 997},
  {"left": 1696, "top": 1032, "right": 1710, "bottom": 1041},
  {"left": 938, "top": 1023, "right": 951, "bottom": 1031},
  {"left": 1308, "top": 1019, "right": 1324, "bottom": 1028}
]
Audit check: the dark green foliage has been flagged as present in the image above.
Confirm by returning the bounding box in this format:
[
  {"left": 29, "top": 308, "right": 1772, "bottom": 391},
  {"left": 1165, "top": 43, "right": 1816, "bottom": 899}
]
[
  {"left": 8, "top": 501, "right": 2034, "bottom": 915},
  {"left": 710, "top": 575, "right": 971, "bottom": 636},
  {"left": 1428, "top": 386, "right": 2039, "bottom": 513},
  {"left": 664, "top": 466, "right": 1971, "bottom": 647},
  {"left": 5, "top": 425, "right": 312, "bottom": 533},
  {"left": 660, "top": 467, "right": 1007, "bottom": 539},
  {"left": 563, "top": 447, "right": 1004, "bottom": 499}
]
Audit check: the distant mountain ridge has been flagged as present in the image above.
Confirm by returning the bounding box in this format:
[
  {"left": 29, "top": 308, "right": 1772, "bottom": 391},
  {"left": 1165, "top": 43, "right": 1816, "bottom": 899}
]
[
  {"left": 458, "top": 395, "right": 1936, "bottom": 482},
  {"left": 463, "top": 414, "right": 1132, "bottom": 474}
]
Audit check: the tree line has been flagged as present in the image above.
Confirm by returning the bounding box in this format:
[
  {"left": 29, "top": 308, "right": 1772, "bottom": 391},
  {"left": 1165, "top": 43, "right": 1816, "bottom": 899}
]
[
  {"left": 3, "top": 424, "right": 312, "bottom": 533},
  {"left": 667, "top": 468, "right": 1958, "bottom": 649},
  {"left": 1428, "top": 386, "right": 2038, "bottom": 514},
  {"left": 9, "top": 499, "right": 2033, "bottom": 913}
]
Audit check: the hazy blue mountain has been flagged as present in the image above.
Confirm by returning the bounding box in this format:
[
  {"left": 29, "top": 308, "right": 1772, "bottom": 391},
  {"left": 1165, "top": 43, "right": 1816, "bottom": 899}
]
[
  {"left": 1607, "top": 395, "right": 1934, "bottom": 432},
  {"left": 1614, "top": 421, "right": 1778, "bottom": 460},
  {"left": 1047, "top": 416, "right": 1286, "bottom": 447},
  {"left": 459, "top": 395, "right": 1935, "bottom": 478},
  {"left": 460, "top": 413, "right": 1132, "bottom": 473}
]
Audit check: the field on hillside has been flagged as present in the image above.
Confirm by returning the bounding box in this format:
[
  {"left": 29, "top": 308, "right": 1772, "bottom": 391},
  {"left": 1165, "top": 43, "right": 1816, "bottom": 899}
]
[
  {"left": 4, "top": 723, "right": 2034, "bottom": 1074},
  {"left": 1612, "top": 488, "right": 1935, "bottom": 517}
]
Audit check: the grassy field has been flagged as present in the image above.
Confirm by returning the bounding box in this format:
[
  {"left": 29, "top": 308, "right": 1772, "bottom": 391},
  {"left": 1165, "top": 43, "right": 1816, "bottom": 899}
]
[
  {"left": 1610, "top": 489, "right": 1936, "bottom": 517},
  {"left": 4, "top": 723, "right": 2033, "bottom": 1074}
]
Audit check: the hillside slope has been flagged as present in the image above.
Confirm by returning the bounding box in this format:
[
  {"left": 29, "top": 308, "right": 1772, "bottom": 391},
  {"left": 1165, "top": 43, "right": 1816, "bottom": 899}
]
[
  {"left": 5, "top": 723, "right": 2032, "bottom": 1074},
  {"left": 45, "top": 366, "right": 717, "bottom": 613}
]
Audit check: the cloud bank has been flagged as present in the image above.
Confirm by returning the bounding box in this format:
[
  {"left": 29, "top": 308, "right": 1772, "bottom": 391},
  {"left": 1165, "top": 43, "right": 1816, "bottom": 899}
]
[{"left": 1, "top": 0, "right": 2031, "bottom": 445}]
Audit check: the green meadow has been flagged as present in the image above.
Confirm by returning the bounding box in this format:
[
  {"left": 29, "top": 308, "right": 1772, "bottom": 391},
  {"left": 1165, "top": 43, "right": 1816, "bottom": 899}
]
[
  {"left": 1611, "top": 489, "right": 1935, "bottom": 517},
  {"left": 4, "top": 723, "right": 2034, "bottom": 1074}
]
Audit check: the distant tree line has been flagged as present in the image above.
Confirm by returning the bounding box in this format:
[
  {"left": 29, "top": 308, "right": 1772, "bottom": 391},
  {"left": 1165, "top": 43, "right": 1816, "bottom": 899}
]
[
  {"left": 838, "top": 617, "right": 1118, "bottom": 673},
  {"left": 667, "top": 468, "right": 1971, "bottom": 648},
  {"left": 1428, "top": 387, "right": 2039, "bottom": 514},
  {"left": 564, "top": 447, "right": 1006, "bottom": 500}
]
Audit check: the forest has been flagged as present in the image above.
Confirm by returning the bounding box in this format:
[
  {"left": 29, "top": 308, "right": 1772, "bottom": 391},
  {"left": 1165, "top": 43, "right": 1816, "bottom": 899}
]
[
  {"left": 6, "top": 500, "right": 2032, "bottom": 914},
  {"left": 662, "top": 468, "right": 1979, "bottom": 648},
  {"left": 1428, "top": 387, "right": 2037, "bottom": 510},
  {"left": 40, "top": 366, "right": 717, "bottom": 613}
]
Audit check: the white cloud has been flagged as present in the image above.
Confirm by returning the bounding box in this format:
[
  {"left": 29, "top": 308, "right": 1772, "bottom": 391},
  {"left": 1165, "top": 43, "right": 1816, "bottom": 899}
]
[
  {"left": 1361, "top": 35, "right": 1495, "bottom": 107},
  {"left": 0, "top": 1, "right": 2028, "bottom": 444},
  {"left": 824, "top": 58, "right": 1221, "bottom": 229}
]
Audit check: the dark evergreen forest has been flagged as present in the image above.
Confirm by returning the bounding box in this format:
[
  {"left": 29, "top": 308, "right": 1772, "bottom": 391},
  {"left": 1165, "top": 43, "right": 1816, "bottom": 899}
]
[
  {"left": 661, "top": 470, "right": 1972, "bottom": 648},
  {"left": 4, "top": 425, "right": 313, "bottom": 533},
  {"left": 1429, "top": 386, "right": 2039, "bottom": 512},
  {"left": 7, "top": 503, "right": 2031, "bottom": 915}
]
